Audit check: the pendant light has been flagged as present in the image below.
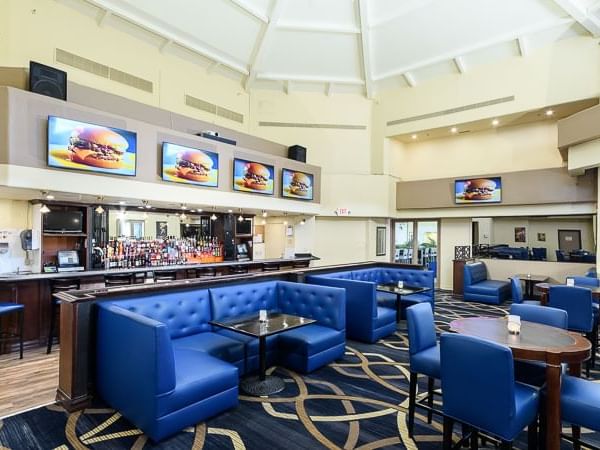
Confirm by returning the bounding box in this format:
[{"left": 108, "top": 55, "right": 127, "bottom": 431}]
[{"left": 40, "top": 204, "right": 51, "bottom": 214}]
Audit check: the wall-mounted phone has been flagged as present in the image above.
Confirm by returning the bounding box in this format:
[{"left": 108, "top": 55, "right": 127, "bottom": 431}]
[{"left": 20, "top": 229, "right": 33, "bottom": 251}]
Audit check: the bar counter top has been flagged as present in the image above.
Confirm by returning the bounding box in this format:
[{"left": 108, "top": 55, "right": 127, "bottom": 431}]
[{"left": 0, "top": 256, "right": 316, "bottom": 282}]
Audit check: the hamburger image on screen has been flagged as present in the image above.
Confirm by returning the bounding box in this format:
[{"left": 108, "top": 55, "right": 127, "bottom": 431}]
[
  {"left": 176, "top": 150, "right": 213, "bottom": 182},
  {"left": 289, "top": 172, "right": 312, "bottom": 197},
  {"left": 243, "top": 162, "right": 270, "bottom": 191},
  {"left": 69, "top": 127, "right": 128, "bottom": 169},
  {"left": 462, "top": 178, "right": 497, "bottom": 200}
]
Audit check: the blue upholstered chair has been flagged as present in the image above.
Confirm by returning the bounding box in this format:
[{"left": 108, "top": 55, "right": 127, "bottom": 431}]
[
  {"left": 531, "top": 247, "right": 547, "bottom": 261},
  {"left": 463, "top": 262, "right": 511, "bottom": 304},
  {"left": 406, "top": 303, "right": 440, "bottom": 437},
  {"left": 440, "top": 333, "right": 539, "bottom": 449},
  {"left": 561, "top": 375, "right": 600, "bottom": 448},
  {"left": 568, "top": 276, "right": 600, "bottom": 288},
  {"left": 549, "top": 285, "right": 596, "bottom": 375},
  {"left": 556, "top": 250, "right": 567, "bottom": 262},
  {"left": 510, "top": 277, "right": 540, "bottom": 305},
  {"left": 0, "top": 302, "right": 24, "bottom": 359},
  {"left": 585, "top": 268, "right": 597, "bottom": 278}
]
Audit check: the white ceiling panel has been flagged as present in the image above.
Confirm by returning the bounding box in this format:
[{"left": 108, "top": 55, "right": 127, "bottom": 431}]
[
  {"left": 462, "top": 41, "right": 521, "bottom": 69},
  {"left": 259, "top": 30, "right": 362, "bottom": 79},
  {"left": 278, "top": 0, "right": 358, "bottom": 29}
]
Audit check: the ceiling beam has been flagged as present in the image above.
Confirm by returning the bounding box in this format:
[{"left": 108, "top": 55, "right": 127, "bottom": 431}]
[
  {"left": 453, "top": 56, "right": 466, "bottom": 74},
  {"left": 373, "top": 18, "right": 575, "bottom": 81},
  {"left": 245, "top": 0, "right": 284, "bottom": 90},
  {"left": 516, "top": 36, "right": 528, "bottom": 56},
  {"left": 357, "top": 0, "right": 373, "bottom": 99},
  {"left": 551, "top": 0, "right": 600, "bottom": 36},
  {"left": 256, "top": 73, "right": 364, "bottom": 85},
  {"left": 227, "top": 0, "right": 268, "bottom": 23},
  {"left": 85, "top": 0, "right": 249, "bottom": 75},
  {"left": 276, "top": 22, "right": 360, "bottom": 34},
  {"left": 403, "top": 72, "right": 416, "bottom": 87}
]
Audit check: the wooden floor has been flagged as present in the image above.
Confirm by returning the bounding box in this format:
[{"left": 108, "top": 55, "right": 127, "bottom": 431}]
[{"left": 0, "top": 346, "right": 59, "bottom": 418}]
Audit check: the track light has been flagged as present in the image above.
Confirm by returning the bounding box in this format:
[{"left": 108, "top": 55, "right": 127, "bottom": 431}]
[
  {"left": 180, "top": 204, "right": 188, "bottom": 210},
  {"left": 40, "top": 204, "right": 50, "bottom": 214},
  {"left": 262, "top": 210, "right": 267, "bottom": 217},
  {"left": 238, "top": 209, "right": 244, "bottom": 222},
  {"left": 211, "top": 213, "right": 217, "bottom": 221},
  {"left": 300, "top": 218, "right": 306, "bottom": 225},
  {"left": 180, "top": 212, "right": 187, "bottom": 220},
  {"left": 42, "top": 191, "right": 54, "bottom": 200},
  {"left": 545, "top": 109, "right": 554, "bottom": 117}
]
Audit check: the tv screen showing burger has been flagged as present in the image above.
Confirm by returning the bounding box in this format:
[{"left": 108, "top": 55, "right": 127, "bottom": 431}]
[
  {"left": 455, "top": 177, "right": 502, "bottom": 204},
  {"left": 161, "top": 142, "right": 219, "bottom": 187},
  {"left": 282, "top": 169, "right": 313, "bottom": 200},
  {"left": 233, "top": 158, "right": 274, "bottom": 195},
  {"left": 48, "top": 116, "right": 137, "bottom": 176}
]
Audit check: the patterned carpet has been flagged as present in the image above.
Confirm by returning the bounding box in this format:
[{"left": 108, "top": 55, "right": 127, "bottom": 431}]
[{"left": 0, "top": 292, "right": 597, "bottom": 449}]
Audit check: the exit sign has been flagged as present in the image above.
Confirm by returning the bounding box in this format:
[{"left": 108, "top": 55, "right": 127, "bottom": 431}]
[{"left": 334, "top": 208, "right": 351, "bottom": 216}]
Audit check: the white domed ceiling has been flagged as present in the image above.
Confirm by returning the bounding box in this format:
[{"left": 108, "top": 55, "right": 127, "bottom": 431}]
[{"left": 79, "top": 0, "right": 599, "bottom": 96}]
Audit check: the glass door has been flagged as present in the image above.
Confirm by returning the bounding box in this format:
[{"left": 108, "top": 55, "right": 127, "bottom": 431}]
[
  {"left": 416, "top": 221, "right": 438, "bottom": 272},
  {"left": 393, "top": 221, "right": 414, "bottom": 263}
]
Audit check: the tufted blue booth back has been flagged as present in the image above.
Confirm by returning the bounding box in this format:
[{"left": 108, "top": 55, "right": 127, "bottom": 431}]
[
  {"left": 317, "top": 271, "right": 354, "bottom": 280},
  {"left": 105, "top": 289, "right": 212, "bottom": 339},
  {"left": 464, "top": 262, "right": 488, "bottom": 286},
  {"left": 276, "top": 281, "right": 345, "bottom": 330},
  {"left": 209, "top": 281, "right": 278, "bottom": 321},
  {"left": 357, "top": 268, "right": 434, "bottom": 298}
]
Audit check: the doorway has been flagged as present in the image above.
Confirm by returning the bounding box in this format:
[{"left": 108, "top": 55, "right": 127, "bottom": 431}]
[
  {"left": 392, "top": 219, "right": 439, "bottom": 284},
  {"left": 558, "top": 229, "right": 582, "bottom": 253}
]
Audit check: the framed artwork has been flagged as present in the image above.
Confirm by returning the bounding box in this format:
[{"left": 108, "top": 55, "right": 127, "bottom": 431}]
[
  {"left": 156, "top": 221, "right": 168, "bottom": 238},
  {"left": 376, "top": 226, "right": 386, "bottom": 256},
  {"left": 537, "top": 233, "right": 546, "bottom": 242},
  {"left": 514, "top": 227, "right": 526, "bottom": 243}
]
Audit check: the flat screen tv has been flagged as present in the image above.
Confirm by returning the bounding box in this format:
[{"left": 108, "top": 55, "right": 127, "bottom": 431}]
[
  {"left": 455, "top": 177, "right": 502, "bottom": 204},
  {"left": 281, "top": 168, "right": 314, "bottom": 200},
  {"left": 43, "top": 210, "right": 84, "bottom": 233},
  {"left": 48, "top": 116, "right": 137, "bottom": 176},
  {"left": 232, "top": 158, "right": 274, "bottom": 195},
  {"left": 161, "top": 142, "right": 219, "bottom": 187}
]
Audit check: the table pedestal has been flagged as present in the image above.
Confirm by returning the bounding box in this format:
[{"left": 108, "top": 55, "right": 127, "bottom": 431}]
[{"left": 240, "top": 335, "right": 285, "bottom": 396}]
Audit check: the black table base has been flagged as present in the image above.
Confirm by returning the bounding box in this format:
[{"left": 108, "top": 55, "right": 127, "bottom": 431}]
[{"left": 240, "top": 375, "right": 285, "bottom": 396}]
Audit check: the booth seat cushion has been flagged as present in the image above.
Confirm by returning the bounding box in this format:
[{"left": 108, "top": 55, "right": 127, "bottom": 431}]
[
  {"left": 277, "top": 324, "right": 345, "bottom": 357},
  {"left": 171, "top": 332, "right": 244, "bottom": 366},
  {"left": 375, "top": 306, "right": 396, "bottom": 329},
  {"left": 108, "top": 289, "right": 212, "bottom": 339},
  {"left": 157, "top": 349, "right": 238, "bottom": 417},
  {"left": 465, "top": 280, "right": 511, "bottom": 296},
  {"left": 209, "top": 282, "right": 278, "bottom": 321},
  {"left": 402, "top": 293, "right": 434, "bottom": 304}
]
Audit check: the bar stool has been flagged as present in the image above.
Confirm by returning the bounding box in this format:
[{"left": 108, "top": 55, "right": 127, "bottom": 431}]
[
  {"left": 47, "top": 278, "right": 80, "bottom": 354},
  {"left": 292, "top": 260, "right": 310, "bottom": 269},
  {"left": 186, "top": 268, "right": 198, "bottom": 279},
  {"left": 262, "top": 262, "right": 281, "bottom": 272},
  {"left": 197, "top": 267, "right": 217, "bottom": 278},
  {"left": 153, "top": 270, "right": 177, "bottom": 283},
  {"left": 230, "top": 265, "right": 248, "bottom": 275},
  {"left": 132, "top": 272, "right": 146, "bottom": 284},
  {"left": 104, "top": 273, "right": 133, "bottom": 287},
  {"left": 0, "top": 302, "right": 24, "bottom": 359}
]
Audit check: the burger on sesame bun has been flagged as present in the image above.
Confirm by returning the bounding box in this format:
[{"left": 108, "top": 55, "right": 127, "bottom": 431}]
[
  {"left": 68, "top": 127, "right": 128, "bottom": 169},
  {"left": 289, "top": 172, "right": 311, "bottom": 197},
  {"left": 463, "top": 178, "right": 497, "bottom": 200},
  {"left": 176, "top": 150, "right": 213, "bottom": 182},
  {"left": 243, "top": 162, "right": 270, "bottom": 191}
]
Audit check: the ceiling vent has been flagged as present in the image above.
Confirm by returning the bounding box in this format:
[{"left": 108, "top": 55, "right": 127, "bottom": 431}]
[
  {"left": 258, "top": 121, "right": 366, "bottom": 130},
  {"left": 185, "top": 94, "right": 244, "bottom": 124},
  {"left": 387, "top": 95, "right": 515, "bottom": 126},
  {"left": 55, "top": 48, "right": 153, "bottom": 93}
]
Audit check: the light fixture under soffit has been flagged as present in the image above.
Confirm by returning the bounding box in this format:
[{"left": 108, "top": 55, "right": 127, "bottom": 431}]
[
  {"left": 95, "top": 205, "right": 105, "bottom": 214},
  {"left": 300, "top": 218, "right": 306, "bottom": 225},
  {"left": 40, "top": 204, "right": 51, "bottom": 214},
  {"left": 210, "top": 213, "right": 218, "bottom": 221},
  {"left": 262, "top": 210, "right": 267, "bottom": 217}
]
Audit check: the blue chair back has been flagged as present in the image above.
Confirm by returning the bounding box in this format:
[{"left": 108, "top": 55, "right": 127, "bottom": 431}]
[
  {"left": 569, "top": 276, "right": 600, "bottom": 288},
  {"left": 548, "top": 285, "right": 594, "bottom": 333},
  {"left": 464, "top": 262, "right": 487, "bottom": 286},
  {"left": 441, "top": 333, "right": 516, "bottom": 437},
  {"left": 510, "top": 277, "right": 524, "bottom": 304},
  {"left": 531, "top": 247, "right": 547, "bottom": 260},
  {"left": 406, "top": 303, "right": 436, "bottom": 356},
  {"left": 509, "top": 304, "right": 567, "bottom": 329},
  {"left": 556, "top": 250, "right": 566, "bottom": 262},
  {"left": 585, "top": 268, "right": 597, "bottom": 278}
]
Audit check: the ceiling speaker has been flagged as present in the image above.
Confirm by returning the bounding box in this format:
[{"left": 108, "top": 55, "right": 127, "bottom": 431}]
[
  {"left": 29, "top": 61, "right": 67, "bottom": 101},
  {"left": 288, "top": 145, "right": 306, "bottom": 163}
]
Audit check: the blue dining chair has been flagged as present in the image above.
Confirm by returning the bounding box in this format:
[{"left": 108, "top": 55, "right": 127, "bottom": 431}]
[
  {"left": 0, "top": 302, "right": 24, "bottom": 359},
  {"left": 568, "top": 276, "right": 600, "bottom": 288},
  {"left": 510, "top": 304, "right": 568, "bottom": 388},
  {"left": 406, "top": 303, "right": 440, "bottom": 438},
  {"left": 440, "top": 333, "right": 539, "bottom": 450},
  {"left": 561, "top": 375, "right": 600, "bottom": 449},
  {"left": 510, "top": 277, "right": 540, "bottom": 305},
  {"left": 548, "top": 285, "right": 595, "bottom": 375}
]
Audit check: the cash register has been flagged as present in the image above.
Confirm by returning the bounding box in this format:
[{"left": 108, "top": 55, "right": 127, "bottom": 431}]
[{"left": 57, "top": 250, "right": 85, "bottom": 272}]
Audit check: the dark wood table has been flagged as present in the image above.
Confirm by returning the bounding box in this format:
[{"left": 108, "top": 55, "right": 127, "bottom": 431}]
[
  {"left": 449, "top": 317, "right": 591, "bottom": 450},
  {"left": 376, "top": 283, "right": 431, "bottom": 322},
  {"left": 535, "top": 282, "right": 600, "bottom": 305},
  {"left": 210, "top": 312, "right": 315, "bottom": 396},
  {"left": 513, "top": 274, "right": 549, "bottom": 298}
]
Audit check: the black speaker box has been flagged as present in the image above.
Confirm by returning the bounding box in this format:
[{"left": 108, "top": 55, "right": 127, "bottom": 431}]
[
  {"left": 288, "top": 145, "right": 307, "bottom": 163},
  {"left": 29, "top": 61, "right": 67, "bottom": 101}
]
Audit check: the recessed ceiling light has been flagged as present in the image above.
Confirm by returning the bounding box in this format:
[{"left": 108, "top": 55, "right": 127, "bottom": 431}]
[
  {"left": 545, "top": 109, "right": 554, "bottom": 117},
  {"left": 411, "top": 134, "right": 417, "bottom": 140},
  {"left": 180, "top": 204, "right": 188, "bottom": 210},
  {"left": 492, "top": 119, "right": 500, "bottom": 126},
  {"left": 450, "top": 127, "right": 458, "bottom": 134},
  {"left": 197, "top": 208, "right": 202, "bottom": 213},
  {"left": 190, "top": 209, "right": 196, "bottom": 213},
  {"left": 119, "top": 201, "right": 126, "bottom": 205},
  {"left": 227, "top": 209, "right": 233, "bottom": 213},
  {"left": 145, "top": 204, "right": 152, "bottom": 209}
]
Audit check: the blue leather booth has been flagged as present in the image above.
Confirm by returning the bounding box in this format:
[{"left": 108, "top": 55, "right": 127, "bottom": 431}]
[
  {"left": 489, "top": 246, "right": 529, "bottom": 260},
  {"left": 96, "top": 280, "right": 346, "bottom": 441},
  {"left": 306, "top": 267, "right": 434, "bottom": 343},
  {"left": 463, "top": 262, "right": 510, "bottom": 304}
]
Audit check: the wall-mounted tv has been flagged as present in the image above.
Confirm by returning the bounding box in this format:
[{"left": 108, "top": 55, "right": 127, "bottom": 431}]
[
  {"left": 161, "top": 142, "right": 219, "bottom": 187},
  {"left": 43, "top": 210, "right": 84, "bottom": 233},
  {"left": 48, "top": 116, "right": 137, "bottom": 176},
  {"left": 282, "top": 168, "right": 314, "bottom": 200},
  {"left": 455, "top": 177, "right": 502, "bottom": 204},
  {"left": 232, "top": 158, "right": 274, "bottom": 195}
]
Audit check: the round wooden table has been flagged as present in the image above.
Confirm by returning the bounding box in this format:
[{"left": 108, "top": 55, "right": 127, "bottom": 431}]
[
  {"left": 449, "top": 317, "right": 591, "bottom": 450},
  {"left": 536, "top": 282, "right": 600, "bottom": 305}
]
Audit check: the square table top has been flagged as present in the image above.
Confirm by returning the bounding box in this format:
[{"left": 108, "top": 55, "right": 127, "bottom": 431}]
[
  {"left": 513, "top": 274, "right": 549, "bottom": 283},
  {"left": 210, "top": 312, "right": 315, "bottom": 338},
  {"left": 376, "top": 283, "right": 430, "bottom": 296}
]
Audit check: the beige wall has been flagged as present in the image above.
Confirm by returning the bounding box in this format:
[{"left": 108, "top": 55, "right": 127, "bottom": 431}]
[
  {"left": 439, "top": 218, "right": 472, "bottom": 290},
  {"left": 480, "top": 258, "right": 591, "bottom": 284},
  {"left": 0, "top": 199, "right": 34, "bottom": 273}
]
